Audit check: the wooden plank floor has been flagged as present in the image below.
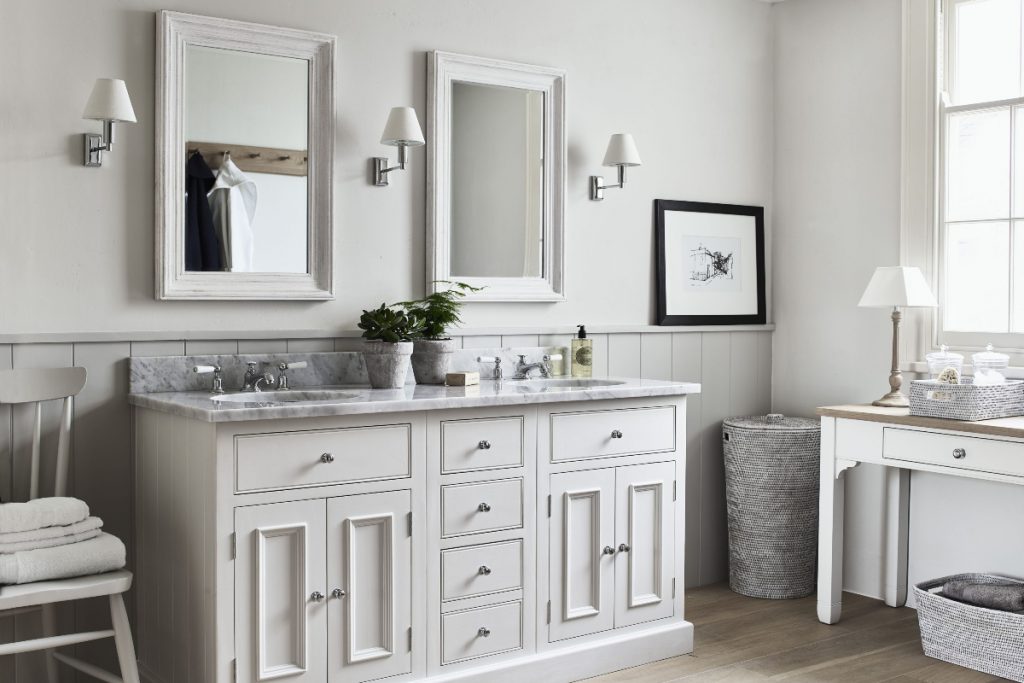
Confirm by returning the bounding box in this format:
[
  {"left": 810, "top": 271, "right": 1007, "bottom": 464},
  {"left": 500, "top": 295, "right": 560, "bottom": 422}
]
[{"left": 585, "top": 584, "right": 1009, "bottom": 682}]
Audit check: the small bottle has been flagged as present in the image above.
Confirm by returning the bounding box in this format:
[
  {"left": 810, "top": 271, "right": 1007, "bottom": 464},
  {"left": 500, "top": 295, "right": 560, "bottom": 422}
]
[{"left": 571, "top": 325, "right": 593, "bottom": 378}]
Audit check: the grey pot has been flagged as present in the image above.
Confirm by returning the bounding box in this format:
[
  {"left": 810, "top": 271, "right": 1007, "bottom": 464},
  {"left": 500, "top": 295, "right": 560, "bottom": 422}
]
[
  {"left": 411, "top": 338, "right": 457, "bottom": 385},
  {"left": 362, "top": 341, "right": 414, "bottom": 389}
]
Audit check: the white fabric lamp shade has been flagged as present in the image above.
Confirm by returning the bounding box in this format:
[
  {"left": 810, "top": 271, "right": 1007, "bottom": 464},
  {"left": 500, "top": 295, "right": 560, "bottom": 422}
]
[
  {"left": 380, "top": 106, "right": 425, "bottom": 147},
  {"left": 858, "top": 266, "right": 937, "bottom": 308},
  {"left": 602, "top": 133, "right": 642, "bottom": 167},
  {"left": 82, "top": 78, "right": 136, "bottom": 122}
]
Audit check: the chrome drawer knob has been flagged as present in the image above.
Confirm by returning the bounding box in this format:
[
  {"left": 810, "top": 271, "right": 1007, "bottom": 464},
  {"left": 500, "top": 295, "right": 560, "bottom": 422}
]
[
  {"left": 953, "top": 448, "right": 967, "bottom": 460},
  {"left": 478, "top": 440, "right": 491, "bottom": 450},
  {"left": 320, "top": 453, "right": 335, "bottom": 464},
  {"left": 618, "top": 543, "right": 631, "bottom": 553},
  {"left": 477, "top": 502, "right": 492, "bottom": 513},
  {"left": 331, "top": 588, "right": 346, "bottom": 599},
  {"left": 602, "top": 545, "right": 616, "bottom": 555},
  {"left": 310, "top": 591, "right": 325, "bottom": 602},
  {"left": 478, "top": 565, "right": 492, "bottom": 576},
  {"left": 477, "top": 627, "right": 491, "bottom": 638},
  {"left": 611, "top": 430, "right": 623, "bottom": 439}
]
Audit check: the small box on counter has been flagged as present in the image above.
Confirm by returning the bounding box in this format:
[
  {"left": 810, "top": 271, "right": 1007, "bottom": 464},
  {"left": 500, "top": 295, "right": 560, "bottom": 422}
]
[{"left": 446, "top": 371, "right": 480, "bottom": 386}]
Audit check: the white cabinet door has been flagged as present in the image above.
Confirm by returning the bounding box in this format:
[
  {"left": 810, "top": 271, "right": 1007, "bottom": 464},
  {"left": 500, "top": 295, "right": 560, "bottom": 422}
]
[
  {"left": 549, "top": 468, "right": 616, "bottom": 641},
  {"left": 614, "top": 462, "right": 675, "bottom": 628},
  {"left": 327, "top": 490, "right": 412, "bottom": 683},
  {"left": 235, "top": 499, "right": 327, "bottom": 683}
]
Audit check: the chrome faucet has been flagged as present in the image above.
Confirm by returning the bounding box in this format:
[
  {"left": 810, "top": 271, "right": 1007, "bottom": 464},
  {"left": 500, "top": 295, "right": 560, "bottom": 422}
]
[
  {"left": 241, "top": 362, "right": 276, "bottom": 392},
  {"left": 512, "top": 354, "right": 561, "bottom": 379}
]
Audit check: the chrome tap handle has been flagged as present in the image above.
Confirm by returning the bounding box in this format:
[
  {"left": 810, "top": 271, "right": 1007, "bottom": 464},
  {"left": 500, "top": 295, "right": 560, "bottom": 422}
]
[
  {"left": 476, "top": 356, "right": 503, "bottom": 381},
  {"left": 276, "top": 360, "right": 307, "bottom": 391},
  {"left": 193, "top": 365, "right": 225, "bottom": 394}
]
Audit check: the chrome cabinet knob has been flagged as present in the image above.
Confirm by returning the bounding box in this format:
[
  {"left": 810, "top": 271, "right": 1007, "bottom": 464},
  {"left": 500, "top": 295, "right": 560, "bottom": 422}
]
[
  {"left": 618, "top": 543, "right": 631, "bottom": 553},
  {"left": 477, "top": 627, "right": 491, "bottom": 638},
  {"left": 331, "top": 588, "right": 346, "bottom": 599},
  {"left": 310, "top": 591, "right": 325, "bottom": 602},
  {"left": 611, "top": 430, "right": 623, "bottom": 439},
  {"left": 320, "top": 453, "right": 335, "bottom": 464},
  {"left": 478, "top": 440, "right": 491, "bottom": 450},
  {"left": 602, "top": 545, "right": 616, "bottom": 555},
  {"left": 477, "top": 502, "right": 491, "bottom": 513},
  {"left": 478, "top": 565, "right": 492, "bottom": 576},
  {"left": 953, "top": 448, "right": 967, "bottom": 460}
]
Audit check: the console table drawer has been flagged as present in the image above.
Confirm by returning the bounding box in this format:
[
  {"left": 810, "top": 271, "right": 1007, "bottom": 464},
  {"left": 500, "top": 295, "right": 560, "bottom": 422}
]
[
  {"left": 883, "top": 428, "right": 1024, "bottom": 478},
  {"left": 235, "top": 424, "right": 411, "bottom": 492},
  {"left": 441, "top": 478, "right": 524, "bottom": 538},
  {"left": 550, "top": 406, "right": 675, "bottom": 461},
  {"left": 441, "top": 416, "right": 524, "bottom": 474}
]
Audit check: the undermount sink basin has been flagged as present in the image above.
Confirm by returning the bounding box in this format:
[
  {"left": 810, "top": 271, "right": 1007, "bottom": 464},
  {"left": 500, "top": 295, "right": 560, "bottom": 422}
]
[
  {"left": 510, "top": 378, "right": 626, "bottom": 390},
  {"left": 211, "top": 389, "right": 362, "bottom": 404}
]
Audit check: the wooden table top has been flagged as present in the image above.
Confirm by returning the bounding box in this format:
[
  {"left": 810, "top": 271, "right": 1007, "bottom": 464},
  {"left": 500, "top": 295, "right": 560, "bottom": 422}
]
[{"left": 817, "top": 404, "right": 1024, "bottom": 440}]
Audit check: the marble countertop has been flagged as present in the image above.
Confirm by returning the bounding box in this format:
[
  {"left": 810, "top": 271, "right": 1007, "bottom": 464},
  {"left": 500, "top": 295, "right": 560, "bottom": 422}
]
[{"left": 128, "top": 378, "right": 702, "bottom": 423}]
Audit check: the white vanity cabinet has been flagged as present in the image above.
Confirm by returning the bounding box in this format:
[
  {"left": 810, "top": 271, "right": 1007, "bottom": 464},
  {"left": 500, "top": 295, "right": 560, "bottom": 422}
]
[{"left": 132, "top": 391, "right": 694, "bottom": 683}]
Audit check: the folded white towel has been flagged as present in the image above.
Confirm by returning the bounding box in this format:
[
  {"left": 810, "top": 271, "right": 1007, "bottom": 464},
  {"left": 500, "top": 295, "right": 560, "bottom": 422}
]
[
  {"left": 0, "top": 516, "right": 103, "bottom": 546},
  {"left": 0, "top": 533, "right": 125, "bottom": 585},
  {"left": 0, "top": 526, "right": 102, "bottom": 554},
  {"left": 0, "top": 498, "right": 89, "bottom": 534}
]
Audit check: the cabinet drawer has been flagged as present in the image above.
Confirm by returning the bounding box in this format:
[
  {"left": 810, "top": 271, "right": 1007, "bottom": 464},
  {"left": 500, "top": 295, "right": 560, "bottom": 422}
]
[
  {"left": 441, "top": 479, "right": 523, "bottom": 538},
  {"left": 883, "top": 428, "right": 1024, "bottom": 479},
  {"left": 441, "top": 416, "right": 524, "bottom": 474},
  {"left": 550, "top": 406, "right": 675, "bottom": 462},
  {"left": 235, "top": 424, "right": 411, "bottom": 493},
  {"left": 441, "top": 540, "right": 523, "bottom": 601},
  {"left": 441, "top": 601, "right": 523, "bottom": 664}
]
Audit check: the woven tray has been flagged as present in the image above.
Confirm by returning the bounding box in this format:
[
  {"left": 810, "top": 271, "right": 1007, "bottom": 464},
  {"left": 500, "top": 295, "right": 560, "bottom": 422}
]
[
  {"left": 909, "top": 379, "right": 1024, "bottom": 421},
  {"left": 914, "top": 573, "right": 1024, "bottom": 682}
]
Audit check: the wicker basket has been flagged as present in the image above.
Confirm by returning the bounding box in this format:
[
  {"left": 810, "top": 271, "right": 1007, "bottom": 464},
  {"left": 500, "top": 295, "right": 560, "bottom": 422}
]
[
  {"left": 909, "top": 379, "right": 1024, "bottom": 421},
  {"left": 914, "top": 573, "right": 1024, "bottom": 682},
  {"left": 722, "top": 414, "right": 820, "bottom": 599}
]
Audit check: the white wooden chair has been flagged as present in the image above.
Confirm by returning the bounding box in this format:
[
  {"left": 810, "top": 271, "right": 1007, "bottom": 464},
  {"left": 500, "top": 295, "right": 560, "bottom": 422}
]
[{"left": 0, "top": 367, "right": 139, "bottom": 683}]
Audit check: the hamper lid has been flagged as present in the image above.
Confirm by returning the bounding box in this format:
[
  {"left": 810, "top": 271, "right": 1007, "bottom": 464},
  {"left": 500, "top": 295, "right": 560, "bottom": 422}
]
[{"left": 723, "top": 413, "right": 819, "bottom": 432}]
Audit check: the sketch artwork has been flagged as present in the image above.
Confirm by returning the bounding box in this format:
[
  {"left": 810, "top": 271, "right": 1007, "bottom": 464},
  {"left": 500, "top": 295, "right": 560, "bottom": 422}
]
[{"left": 683, "top": 235, "right": 741, "bottom": 291}]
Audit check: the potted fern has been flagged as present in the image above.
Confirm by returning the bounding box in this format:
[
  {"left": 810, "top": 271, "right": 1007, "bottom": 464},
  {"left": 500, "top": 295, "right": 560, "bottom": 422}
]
[
  {"left": 400, "top": 281, "right": 481, "bottom": 384},
  {"left": 358, "top": 303, "right": 421, "bottom": 389}
]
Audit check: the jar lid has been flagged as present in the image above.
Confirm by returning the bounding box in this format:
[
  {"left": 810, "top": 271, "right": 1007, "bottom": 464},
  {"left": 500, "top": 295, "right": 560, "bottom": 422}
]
[
  {"left": 723, "top": 414, "right": 819, "bottom": 432},
  {"left": 972, "top": 344, "right": 1009, "bottom": 369},
  {"left": 926, "top": 344, "right": 964, "bottom": 364}
]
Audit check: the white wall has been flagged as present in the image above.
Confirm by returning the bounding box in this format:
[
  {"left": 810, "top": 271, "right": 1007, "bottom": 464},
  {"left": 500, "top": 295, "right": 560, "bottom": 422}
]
[
  {"left": 772, "top": 0, "right": 1024, "bottom": 599},
  {"left": 0, "top": 0, "right": 773, "bottom": 337}
]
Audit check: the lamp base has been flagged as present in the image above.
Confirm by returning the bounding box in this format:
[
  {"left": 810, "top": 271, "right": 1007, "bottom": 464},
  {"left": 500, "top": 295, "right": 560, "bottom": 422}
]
[{"left": 872, "top": 391, "right": 909, "bottom": 408}]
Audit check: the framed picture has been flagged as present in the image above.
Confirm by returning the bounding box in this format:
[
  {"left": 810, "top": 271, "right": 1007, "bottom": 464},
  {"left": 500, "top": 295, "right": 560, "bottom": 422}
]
[{"left": 655, "top": 200, "right": 766, "bottom": 326}]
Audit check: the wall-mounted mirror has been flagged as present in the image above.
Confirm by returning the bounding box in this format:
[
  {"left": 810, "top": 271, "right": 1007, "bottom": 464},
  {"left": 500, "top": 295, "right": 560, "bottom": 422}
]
[
  {"left": 427, "top": 52, "right": 565, "bottom": 302},
  {"left": 156, "top": 11, "right": 334, "bottom": 300}
]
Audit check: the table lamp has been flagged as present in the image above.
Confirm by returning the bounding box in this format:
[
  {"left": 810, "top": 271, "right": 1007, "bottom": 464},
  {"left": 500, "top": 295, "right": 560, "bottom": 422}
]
[{"left": 858, "top": 266, "right": 938, "bottom": 408}]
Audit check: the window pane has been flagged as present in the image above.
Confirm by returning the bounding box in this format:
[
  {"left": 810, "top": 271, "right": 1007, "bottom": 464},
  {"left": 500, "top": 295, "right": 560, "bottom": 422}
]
[
  {"left": 1014, "top": 221, "right": 1024, "bottom": 332},
  {"left": 945, "top": 221, "right": 1010, "bottom": 332},
  {"left": 946, "top": 109, "right": 1011, "bottom": 221},
  {"left": 952, "top": 0, "right": 1022, "bottom": 105}
]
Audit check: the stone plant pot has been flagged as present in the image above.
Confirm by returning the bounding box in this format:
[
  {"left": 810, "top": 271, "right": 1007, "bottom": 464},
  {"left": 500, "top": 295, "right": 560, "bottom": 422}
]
[
  {"left": 411, "top": 338, "right": 457, "bottom": 385},
  {"left": 362, "top": 341, "right": 414, "bottom": 389}
]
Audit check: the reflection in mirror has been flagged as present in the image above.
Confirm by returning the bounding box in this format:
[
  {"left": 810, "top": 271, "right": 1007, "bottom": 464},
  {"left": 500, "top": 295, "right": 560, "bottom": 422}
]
[
  {"left": 450, "top": 82, "right": 544, "bottom": 279},
  {"left": 184, "top": 46, "right": 309, "bottom": 274}
]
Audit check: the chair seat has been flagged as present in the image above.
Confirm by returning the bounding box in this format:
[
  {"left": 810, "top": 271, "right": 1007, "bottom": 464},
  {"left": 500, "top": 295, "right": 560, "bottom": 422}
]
[{"left": 0, "top": 569, "right": 132, "bottom": 611}]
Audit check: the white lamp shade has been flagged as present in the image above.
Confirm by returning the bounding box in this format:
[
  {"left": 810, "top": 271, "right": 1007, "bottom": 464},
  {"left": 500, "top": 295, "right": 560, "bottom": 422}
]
[
  {"left": 602, "top": 133, "right": 642, "bottom": 167},
  {"left": 858, "top": 266, "right": 938, "bottom": 308},
  {"left": 380, "top": 106, "right": 425, "bottom": 147},
  {"left": 82, "top": 78, "right": 136, "bottom": 122}
]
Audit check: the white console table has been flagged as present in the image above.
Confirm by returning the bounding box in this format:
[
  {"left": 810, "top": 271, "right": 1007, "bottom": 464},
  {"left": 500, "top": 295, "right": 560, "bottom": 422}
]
[{"left": 816, "top": 404, "right": 1024, "bottom": 625}]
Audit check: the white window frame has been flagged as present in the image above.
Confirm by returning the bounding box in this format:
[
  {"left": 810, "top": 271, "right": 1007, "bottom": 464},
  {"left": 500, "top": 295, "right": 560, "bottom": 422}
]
[{"left": 902, "top": 0, "right": 1024, "bottom": 365}]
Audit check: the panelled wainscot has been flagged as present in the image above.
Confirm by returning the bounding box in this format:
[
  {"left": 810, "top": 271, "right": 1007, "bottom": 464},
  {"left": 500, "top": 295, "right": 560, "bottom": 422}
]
[{"left": 131, "top": 378, "right": 699, "bottom": 683}]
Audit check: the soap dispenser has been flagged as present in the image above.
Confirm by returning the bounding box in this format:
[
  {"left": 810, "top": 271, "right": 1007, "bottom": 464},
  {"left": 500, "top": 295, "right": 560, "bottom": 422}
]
[{"left": 571, "top": 325, "right": 593, "bottom": 378}]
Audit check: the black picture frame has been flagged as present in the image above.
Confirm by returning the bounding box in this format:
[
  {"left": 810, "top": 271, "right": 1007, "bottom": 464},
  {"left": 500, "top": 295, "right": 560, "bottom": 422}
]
[{"left": 655, "top": 199, "right": 766, "bottom": 326}]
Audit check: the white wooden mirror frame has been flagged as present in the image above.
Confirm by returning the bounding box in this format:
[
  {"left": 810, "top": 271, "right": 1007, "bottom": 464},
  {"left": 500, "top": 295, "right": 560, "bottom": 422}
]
[
  {"left": 155, "top": 11, "right": 335, "bottom": 300},
  {"left": 427, "top": 51, "right": 566, "bottom": 302}
]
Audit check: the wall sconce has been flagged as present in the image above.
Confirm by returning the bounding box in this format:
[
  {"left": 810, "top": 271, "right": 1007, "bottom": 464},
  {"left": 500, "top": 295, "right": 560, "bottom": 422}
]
[
  {"left": 82, "top": 78, "right": 137, "bottom": 167},
  {"left": 372, "top": 106, "right": 425, "bottom": 186},
  {"left": 589, "top": 133, "right": 642, "bottom": 200}
]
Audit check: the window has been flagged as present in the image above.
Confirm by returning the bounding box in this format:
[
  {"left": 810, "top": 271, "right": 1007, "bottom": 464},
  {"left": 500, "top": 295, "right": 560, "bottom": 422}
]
[{"left": 940, "top": 0, "right": 1024, "bottom": 349}]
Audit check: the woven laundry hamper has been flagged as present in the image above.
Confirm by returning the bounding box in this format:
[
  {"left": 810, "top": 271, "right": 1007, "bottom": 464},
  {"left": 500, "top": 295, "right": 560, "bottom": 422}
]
[{"left": 722, "top": 414, "right": 820, "bottom": 599}]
